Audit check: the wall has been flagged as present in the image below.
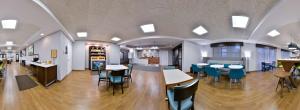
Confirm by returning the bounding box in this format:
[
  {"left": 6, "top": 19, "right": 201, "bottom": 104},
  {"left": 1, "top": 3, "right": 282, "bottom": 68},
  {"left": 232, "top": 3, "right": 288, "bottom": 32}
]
[
  {"left": 106, "top": 44, "right": 121, "bottom": 64},
  {"left": 159, "top": 50, "right": 169, "bottom": 65},
  {"left": 182, "top": 40, "right": 201, "bottom": 72},
  {"left": 72, "top": 41, "right": 86, "bottom": 70},
  {"left": 33, "top": 31, "right": 73, "bottom": 80}
]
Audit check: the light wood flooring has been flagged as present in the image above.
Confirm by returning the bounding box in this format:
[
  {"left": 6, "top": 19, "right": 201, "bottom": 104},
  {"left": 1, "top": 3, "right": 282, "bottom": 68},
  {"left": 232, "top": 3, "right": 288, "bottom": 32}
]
[{"left": 1, "top": 63, "right": 300, "bottom": 110}]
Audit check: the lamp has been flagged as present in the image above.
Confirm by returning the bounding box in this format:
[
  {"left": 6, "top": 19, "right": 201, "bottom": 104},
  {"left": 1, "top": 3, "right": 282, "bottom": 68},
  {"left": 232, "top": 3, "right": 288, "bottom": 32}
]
[{"left": 288, "top": 43, "right": 298, "bottom": 50}]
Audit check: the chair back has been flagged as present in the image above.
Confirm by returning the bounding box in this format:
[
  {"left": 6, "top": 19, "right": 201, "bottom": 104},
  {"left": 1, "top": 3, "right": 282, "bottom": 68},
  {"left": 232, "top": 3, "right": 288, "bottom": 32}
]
[
  {"left": 111, "top": 70, "right": 125, "bottom": 76},
  {"left": 191, "top": 64, "right": 201, "bottom": 73},
  {"left": 229, "top": 69, "right": 245, "bottom": 79},
  {"left": 98, "top": 63, "right": 105, "bottom": 72},
  {"left": 127, "top": 64, "right": 133, "bottom": 75},
  {"left": 210, "top": 67, "right": 220, "bottom": 77},
  {"left": 174, "top": 79, "right": 200, "bottom": 101},
  {"left": 163, "top": 66, "right": 176, "bottom": 70},
  {"left": 204, "top": 65, "right": 211, "bottom": 75}
]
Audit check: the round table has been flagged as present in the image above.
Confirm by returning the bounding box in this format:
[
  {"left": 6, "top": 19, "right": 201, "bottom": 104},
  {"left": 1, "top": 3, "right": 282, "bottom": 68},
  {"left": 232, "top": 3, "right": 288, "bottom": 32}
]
[
  {"left": 228, "top": 65, "right": 243, "bottom": 69},
  {"left": 210, "top": 64, "right": 224, "bottom": 68},
  {"left": 197, "top": 63, "right": 208, "bottom": 66}
]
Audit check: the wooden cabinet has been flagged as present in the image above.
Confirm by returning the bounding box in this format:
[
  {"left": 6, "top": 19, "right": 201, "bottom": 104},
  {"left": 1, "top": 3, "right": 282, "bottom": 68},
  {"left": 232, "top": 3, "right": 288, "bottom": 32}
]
[
  {"left": 31, "top": 64, "right": 57, "bottom": 87},
  {"left": 148, "top": 57, "right": 160, "bottom": 64}
]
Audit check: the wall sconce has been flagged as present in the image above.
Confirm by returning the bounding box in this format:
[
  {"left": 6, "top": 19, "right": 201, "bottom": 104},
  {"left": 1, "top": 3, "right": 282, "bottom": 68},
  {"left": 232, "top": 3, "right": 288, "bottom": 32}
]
[
  {"left": 201, "top": 51, "right": 208, "bottom": 57},
  {"left": 244, "top": 51, "right": 251, "bottom": 58}
]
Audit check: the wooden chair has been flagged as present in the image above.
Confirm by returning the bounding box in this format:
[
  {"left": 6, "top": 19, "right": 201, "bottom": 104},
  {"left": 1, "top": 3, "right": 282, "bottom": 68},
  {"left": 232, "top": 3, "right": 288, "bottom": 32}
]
[
  {"left": 274, "top": 71, "right": 291, "bottom": 97},
  {"left": 167, "top": 79, "right": 199, "bottom": 110},
  {"left": 109, "top": 70, "right": 126, "bottom": 95}
]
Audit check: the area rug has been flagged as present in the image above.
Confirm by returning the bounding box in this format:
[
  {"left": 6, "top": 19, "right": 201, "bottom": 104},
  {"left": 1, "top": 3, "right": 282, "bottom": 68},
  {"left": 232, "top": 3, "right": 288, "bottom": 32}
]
[{"left": 15, "top": 75, "right": 38, "bottom": 91}]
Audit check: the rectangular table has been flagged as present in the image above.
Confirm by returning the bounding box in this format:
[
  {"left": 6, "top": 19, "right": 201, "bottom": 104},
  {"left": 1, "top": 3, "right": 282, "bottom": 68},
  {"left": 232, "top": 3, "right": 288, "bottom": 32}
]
[
  {"left": 163, "top": 69, "right": 193, "bottom": 86},
  {"left": 163, "top": 69, "right": 193, "bottom": 99},
  {"left": 106, "top": 65, "right": 128, "bottom": 71}
]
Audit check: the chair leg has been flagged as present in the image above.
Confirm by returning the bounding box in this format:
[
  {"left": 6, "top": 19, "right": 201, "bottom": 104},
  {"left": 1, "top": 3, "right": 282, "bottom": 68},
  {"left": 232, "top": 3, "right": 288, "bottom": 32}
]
[
  {"left": 229, "top": 79, "right": 232, "bottom": 89},
  {"left": 276, "top": 79, "right": 280, "bottom": 91},
  {"left": 121, "top": 84, "right": 124, "bottom": 94},
  {"left": 98, "top": 79, "right": 101, "bottom": 86},
  {"left": 113, "top": 85, "right": 115, "bottom": 95}
]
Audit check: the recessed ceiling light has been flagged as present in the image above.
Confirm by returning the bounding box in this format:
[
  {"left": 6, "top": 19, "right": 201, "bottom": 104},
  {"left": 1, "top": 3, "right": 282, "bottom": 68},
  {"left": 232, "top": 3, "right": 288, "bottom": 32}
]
[
  {"left": 136, "top": 47, "right": 143, "bottom": 50},
  {"left": 140, "top": 24, "right": 155, "bottom": 33},
  {"left": 6, "top": 41, "right": 13, "bottom": 45},
  {"left": 7, "top": 47, "right": 12, "bottom": 50},
  {"left": 232, "top": 16, "right": 249, "bottom": 28},
  {"left": 77, "top": 32, "right": 88, "bottom": 37},
  {"left": 267, "top": 30, "right": 280, "bottom": 37},
  {"left": 111, "top": 37, "right": 121, "bottom": 41},
  {"left": 1, "top": 20, "right": 17, "bottom": 29},
  {"left": 40, "top": 33, "right": 44, "bottom": 36},
  {"left": 193, "top": 25, "right": 208, "bottom": 36}
]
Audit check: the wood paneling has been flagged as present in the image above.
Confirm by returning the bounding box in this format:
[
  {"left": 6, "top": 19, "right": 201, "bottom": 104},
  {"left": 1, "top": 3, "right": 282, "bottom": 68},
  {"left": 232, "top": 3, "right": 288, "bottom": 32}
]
[{"left": 1, "top": 63, "right": 300, "bottom": 110}]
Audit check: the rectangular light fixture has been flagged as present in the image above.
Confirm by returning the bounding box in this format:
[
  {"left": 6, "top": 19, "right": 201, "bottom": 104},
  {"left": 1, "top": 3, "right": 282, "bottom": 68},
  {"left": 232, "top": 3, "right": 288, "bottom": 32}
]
[
  {"left": 140, "top": 24, "right": 155, "bottom": 33},
  {"left": 76, "top": 32, "right": 88, "bottom": 37},
  {"left": 267, "top": 30, "right": 280, "bottom": 37},
  {"left": 1, "top": 20, "right": 17, "bottom": 29},
  {"left": 193, "top": 25, "right": 208, "bottom": 36},
  {"left": 111, "top": 37, "right": 121, "bottom": 41},
  {"left": 7, "top": 47, "right": 12, "bottom": 50},
  {"left": 232, "top": 16, "right": 249, "bottom": 28},
  {"left": 6, "top": 41, "right": 13, "bottom": 45}
]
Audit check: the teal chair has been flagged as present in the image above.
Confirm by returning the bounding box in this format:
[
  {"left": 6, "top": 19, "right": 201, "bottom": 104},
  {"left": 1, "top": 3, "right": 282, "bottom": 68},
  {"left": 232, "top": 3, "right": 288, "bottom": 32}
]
[
  {"left": 125, "top": 64, "right": 133, "bottom": 83},
  {"left": 228, "top": 68, "right": 245, "bottom": 88},
  {"left": 98, "top": 63, "right": 108, "bottom": 86},
  {"left": 163, "top": 66, "right": 176, "bottom": 70},
  {"left": 224, "top": 64, "right": 230, "bottom": 68},
  {"left": 208, "top": 67, "right": 221, "bottom": 82},
  {"left": 109, "top": 70, "right": 126, "bottom": 95},
  {"left": 191, "top": 64, "right": 202, "bottom": 77},
  {"left": 167, "top": 79, "right": 199, "bottom": 110}
]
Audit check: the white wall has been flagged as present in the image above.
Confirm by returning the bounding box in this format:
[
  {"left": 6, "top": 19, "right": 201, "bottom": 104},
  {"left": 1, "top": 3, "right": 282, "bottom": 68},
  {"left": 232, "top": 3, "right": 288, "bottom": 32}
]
[
  {"left": 159, "top": 50, "right": 169, "bottom": 66},
  {"left": 106, "top": 44, "right": 121, "bottom": 64},
  {"left": 72, "top": 41, "right": 86, "bottom": 70},
  {"left": 199, "top": 45, "right": 213, "bottom": 62},
  {"left": 182, "top": 40, "right": 201, "bottom": 72},
  {"left": 34, "top": 31, "right": 73, "bottom": 80},
  {"left": 168, "top": 50, "right": 173, "bottom": 65}
]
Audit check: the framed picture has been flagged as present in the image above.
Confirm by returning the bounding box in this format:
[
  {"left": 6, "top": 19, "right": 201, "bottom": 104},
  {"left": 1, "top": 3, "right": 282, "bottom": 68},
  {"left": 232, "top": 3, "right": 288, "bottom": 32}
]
[
  {"left": 27, "top": 45, "right": 34, "bottom": 56},
  {"left": 51, "top": 49, "right": 57, "bottom": 58}
]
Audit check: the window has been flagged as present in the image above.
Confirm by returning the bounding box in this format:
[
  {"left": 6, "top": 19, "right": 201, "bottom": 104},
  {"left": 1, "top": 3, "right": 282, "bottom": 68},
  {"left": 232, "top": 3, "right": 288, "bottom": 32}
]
[
  {"left": 281, "top": 50, "right": 290, "bottom": 59},
  {"left": 256, "top": 46, "right": 276, "bottom": 70},
  {"left": 213, "top": 45, "right": 241, "bottom": 58}
]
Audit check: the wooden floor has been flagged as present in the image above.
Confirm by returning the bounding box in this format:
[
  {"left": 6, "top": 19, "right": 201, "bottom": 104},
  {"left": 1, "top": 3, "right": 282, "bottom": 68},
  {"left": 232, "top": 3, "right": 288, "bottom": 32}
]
[{"left": 1, "top": 63, "right": 300, "bottom": 110}]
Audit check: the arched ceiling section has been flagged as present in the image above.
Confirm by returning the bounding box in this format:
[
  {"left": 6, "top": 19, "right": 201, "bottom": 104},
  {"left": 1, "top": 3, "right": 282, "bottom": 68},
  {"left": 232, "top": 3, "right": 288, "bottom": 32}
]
[
  {"left": 250, "top": 0, "right": 300, "bottom": 47},
  {"left": 0, "top": 0, "right": 60, "bottom": 48},
  {"left": 41, "top": 0, "right": 278, "bottom": 43}
]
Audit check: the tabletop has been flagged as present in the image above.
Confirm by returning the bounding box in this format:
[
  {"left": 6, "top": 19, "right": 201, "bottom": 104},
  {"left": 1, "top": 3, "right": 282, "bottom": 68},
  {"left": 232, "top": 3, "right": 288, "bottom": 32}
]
[
  {"left": 163, "top": 69, "right": 193, "bottom": 86},
  {"left": 197, "top": 63, "right": 208, "bottom": 66},
  {"left": 210, "top": 64, "right": 224, "bottom": 68},
  {"left": 228, "top": 65, "right": 243, "bottom": 69},
  {"left": 106, "top": 65, "right": 128, "bottom": 71}
]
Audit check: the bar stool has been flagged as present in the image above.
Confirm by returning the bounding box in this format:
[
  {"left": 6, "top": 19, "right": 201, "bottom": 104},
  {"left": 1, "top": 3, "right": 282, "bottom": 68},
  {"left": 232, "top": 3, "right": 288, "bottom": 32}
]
[{"left": 274, "top": 72, "right": 291, "bottom": 97}]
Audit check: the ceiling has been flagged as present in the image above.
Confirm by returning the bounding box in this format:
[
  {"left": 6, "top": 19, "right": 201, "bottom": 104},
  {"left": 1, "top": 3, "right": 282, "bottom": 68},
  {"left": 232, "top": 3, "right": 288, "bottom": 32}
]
[
  {"left": 0, "top": 0, "right": 60, "bottom": 48},
  {"left": 3, "top": 0, "right": 300, "bottom": 50}
]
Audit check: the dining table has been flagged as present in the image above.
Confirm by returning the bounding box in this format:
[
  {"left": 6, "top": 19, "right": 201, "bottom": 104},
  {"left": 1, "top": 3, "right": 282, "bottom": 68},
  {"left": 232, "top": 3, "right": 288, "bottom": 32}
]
[
  {"left": 210, "top": 64, "right": 224, "bottom": 69},
  {"left": 106, "top": 65, "right": 128, "bottom": 71},
  {"left": 163, "top": 69, "right": 193, "bottom": 99}
]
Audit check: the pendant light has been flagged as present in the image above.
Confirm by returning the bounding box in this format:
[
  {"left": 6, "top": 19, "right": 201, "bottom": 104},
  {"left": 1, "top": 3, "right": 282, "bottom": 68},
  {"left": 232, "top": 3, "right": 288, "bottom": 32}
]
[{"left": 288, "top": 42, "right": 298, "bottom": 50}]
